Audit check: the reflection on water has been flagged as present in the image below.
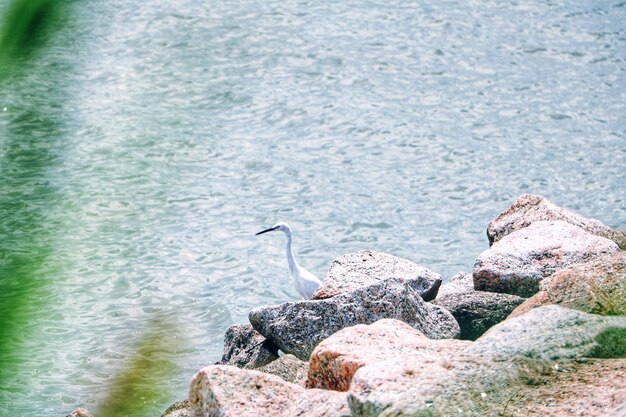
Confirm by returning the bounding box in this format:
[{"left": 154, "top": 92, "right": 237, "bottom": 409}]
[{"left": 1, "top": 0, "right": 625, "bottom": 415}]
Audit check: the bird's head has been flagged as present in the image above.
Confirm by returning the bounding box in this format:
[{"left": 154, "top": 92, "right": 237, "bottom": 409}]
[{"left": 255, "top": 221, "right": 291, "bottom": 236}]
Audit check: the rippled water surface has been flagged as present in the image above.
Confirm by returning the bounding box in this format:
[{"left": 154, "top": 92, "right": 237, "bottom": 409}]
[{"left": 1, "top": 0, "right": 625, "bottom": 415}]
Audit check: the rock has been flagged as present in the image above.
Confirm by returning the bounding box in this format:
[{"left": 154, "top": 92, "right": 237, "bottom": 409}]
[
  {"left": 466, "top": 305, "right": 626, "bottom": 360},
  {"left": 66, "top": 409, "right": 94, "bottom": 417},
  {"left": 256, "top": 354, "right": 309, "bottom": 385},
  {"left": 289, "top": 388, "right": 352, "bottom": 417},
  {"left": 433, "top": 291, "right": 525, "bottom": 340},
  {"left": 311, "top": 250, "right": 442, "bottom": 301},
  {"left": 435, "top": 271, "right": 474, "bottom": 298},
  {"left": 510, "top": 252, "right": 626, "bottom": 318},
  {"left": 473, "top": 220, "right": 619, "bottom": 297},
  {"left": 347, "top": 353, "right": 539, "bottom": 417},
  {"left": 503, "top": 358, "right": 626, "bottom": 417},
  {"left": 307, "top": 319, "right": 471, "bottom": 391},
  {"left": 486, "top": 194, "right": 626, "bottom": 249},
  {"left": 219, "top": 323, "right": 279, "bottom": 369},
  {"left": 161, "top": 400, "right": 191, "bottom": 417},
  {"left": 249, "top": 277, "right": 460, "bottom": 360},
  {"left": 189, "top": 365, "right": 350, "bottom": 417},
  {"left": 349, "top": 356, "right": 626, "bottom": 417}
]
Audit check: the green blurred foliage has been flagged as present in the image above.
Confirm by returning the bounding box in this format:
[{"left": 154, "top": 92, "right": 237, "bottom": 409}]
[
  {"left": 0, "top": 0, "right": 66, "bottom": 75},
  {"left": 97, "top": 318, "right": 183, "bottom": 417},
  {"left": 0, "top": 3, "right": 184, "bottom": 415},
  {"left": 0, "top": 106, "right": 63, "bottom": 389}
]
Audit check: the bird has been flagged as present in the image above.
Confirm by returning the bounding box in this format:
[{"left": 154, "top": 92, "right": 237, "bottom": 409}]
[{"left": 255, "top": 222, "right": 322, "bottom": 299}]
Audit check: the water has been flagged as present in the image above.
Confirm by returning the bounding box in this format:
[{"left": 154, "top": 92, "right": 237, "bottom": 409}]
[{"left": 0, "top": 0, "right": 624, "bottom": 415}]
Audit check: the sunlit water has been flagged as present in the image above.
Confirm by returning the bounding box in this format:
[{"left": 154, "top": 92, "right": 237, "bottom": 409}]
[{"left": 0, "top": 0, "right": 624, "bottom": 415}]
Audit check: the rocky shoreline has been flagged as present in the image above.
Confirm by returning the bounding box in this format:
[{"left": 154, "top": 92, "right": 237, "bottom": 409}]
[{"left": 68, "top": 194, "right": 626, "bottom": 417}]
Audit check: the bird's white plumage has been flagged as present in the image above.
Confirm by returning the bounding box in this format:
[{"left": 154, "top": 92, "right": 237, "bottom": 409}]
[{"left": 255, "top": 222, "right": 322, "bottom": 299}]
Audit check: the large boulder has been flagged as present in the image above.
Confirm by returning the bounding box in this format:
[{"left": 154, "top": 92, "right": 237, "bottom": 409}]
[
  {"left": 256, "top": 354, "right": 309, "bottom": 385},
  {"left": 311, "top": 250, "right": 442, "bottom": 301},
  {"left": 348, "top": 356, "right": 626, "bottom": 417},
  {"left": 345, "top": 306, "right": 626, "bottom": 416},
  {"left": 219, "top": 323, "right": 279, "bottom": 369},
  {"left": 189, "top": 365, "right": 350, "bottom": 417},
  {"left": 473, "top": 220, "right": 619, "bottom": 297},
  {"left": 510, "top": 251, "right": 626, "bottom": 318},
  {"left": 347, "top": 353, "right": 534, "bottom": 417},
  {"left": 486, "top": 194, "right": 626, "bottom": 249},
  {"left": 249, "top": 277, "right": 460, "bottom": 360},
  {"left": 466, "top": 305, "right": 626, "bottom": 360},
  {"left": 307, "top": 319, "right": 470, "bottom": 391},
  {"left": 433, "top": 291, "right": 525, "bottom": 340}
]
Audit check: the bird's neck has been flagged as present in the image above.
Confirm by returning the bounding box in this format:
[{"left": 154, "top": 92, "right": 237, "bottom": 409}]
[{"left": 284, "top": 232, "right": 298, "bottom": 276}]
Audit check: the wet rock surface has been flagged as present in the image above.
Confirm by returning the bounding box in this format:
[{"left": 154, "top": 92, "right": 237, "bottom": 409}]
[
  {"left": 486, "top": 194, "right": 626, "bottom": 249},
  {"left": 249, "top": 277, "right": 460, "bottom": 360},
  {"left": 433, "top": 291, "right": 525, "bottom": 340},
  {"left": 311, "top": 250, "right": 442, "bottom": 301},
  {"left": 510, "top": 251, "right": 626, "bottom": 318},
  {"left": 473, "top": 220, "right": 619, "bottom": 297}
]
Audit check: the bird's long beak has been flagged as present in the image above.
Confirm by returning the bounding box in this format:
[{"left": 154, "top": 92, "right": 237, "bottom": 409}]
[{"left": 255, "top": 226, "right": 279, "bottom": 236}]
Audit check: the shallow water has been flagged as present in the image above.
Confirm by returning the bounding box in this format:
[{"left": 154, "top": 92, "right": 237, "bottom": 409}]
[{"left": 0, "top": 0, "right": 624, "bottom": 415}]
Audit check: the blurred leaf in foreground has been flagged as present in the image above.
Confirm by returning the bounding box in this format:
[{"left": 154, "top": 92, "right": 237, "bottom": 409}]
[
  {"left": 0, "top": 0, "right": 67, "bottom": 74},
  {"left": 97, "top": 317, "right": 184, "bottom": 417}
]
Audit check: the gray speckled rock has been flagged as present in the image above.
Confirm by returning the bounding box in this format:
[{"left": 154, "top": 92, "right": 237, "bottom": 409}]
[
  {"left": 473, "top": 220, "right": 619, "bottom": 297},
  {"left": 250, "top": 277, "right": 460, "bottom": 360},
  {"left": 219, "top": 323, "right": 279, "bottom": 369},
  {"left": 311, "top": 250, "right": 442, "bottom": 301},
  {"left": 189, "top": 365, "right": 350, "bottom": 417},
  {"left": 466, "top": 305, "right": 626, "bottom": 360},
  {"left": 486, "top": 194, "right": 626, "bottom": 249},
  {"left": 256, "top": 354, "right": 309, "bottom": 385},
  {"left": 433, "top": 291, "right": 525, "bottom": 340},
  {"left": 435, "top": 271, "right": 474, "bottom": 298}
]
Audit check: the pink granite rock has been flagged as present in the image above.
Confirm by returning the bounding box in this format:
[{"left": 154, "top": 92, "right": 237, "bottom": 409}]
[
  {"left": 307, "top": 319, "right": 470, "bottom": 391},
  {"left": 473, "top": 220, "right": 619, "bottom": 297},
  {"left": 509, "top": 251, "right": 626, "bottom": 318},
  {"left": 486, "top": 194, "right": 626, "bottom": 249},
  {"left": 311, "top": 250, "right": 442, "bottom": 301},
  {"left": 189, "top": 365, "right": 350, "bottom": 417}
]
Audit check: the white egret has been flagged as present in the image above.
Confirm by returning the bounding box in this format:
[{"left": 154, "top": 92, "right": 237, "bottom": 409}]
[{"left": 255, "top": 222, "right": 322, "bottom": 299}]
